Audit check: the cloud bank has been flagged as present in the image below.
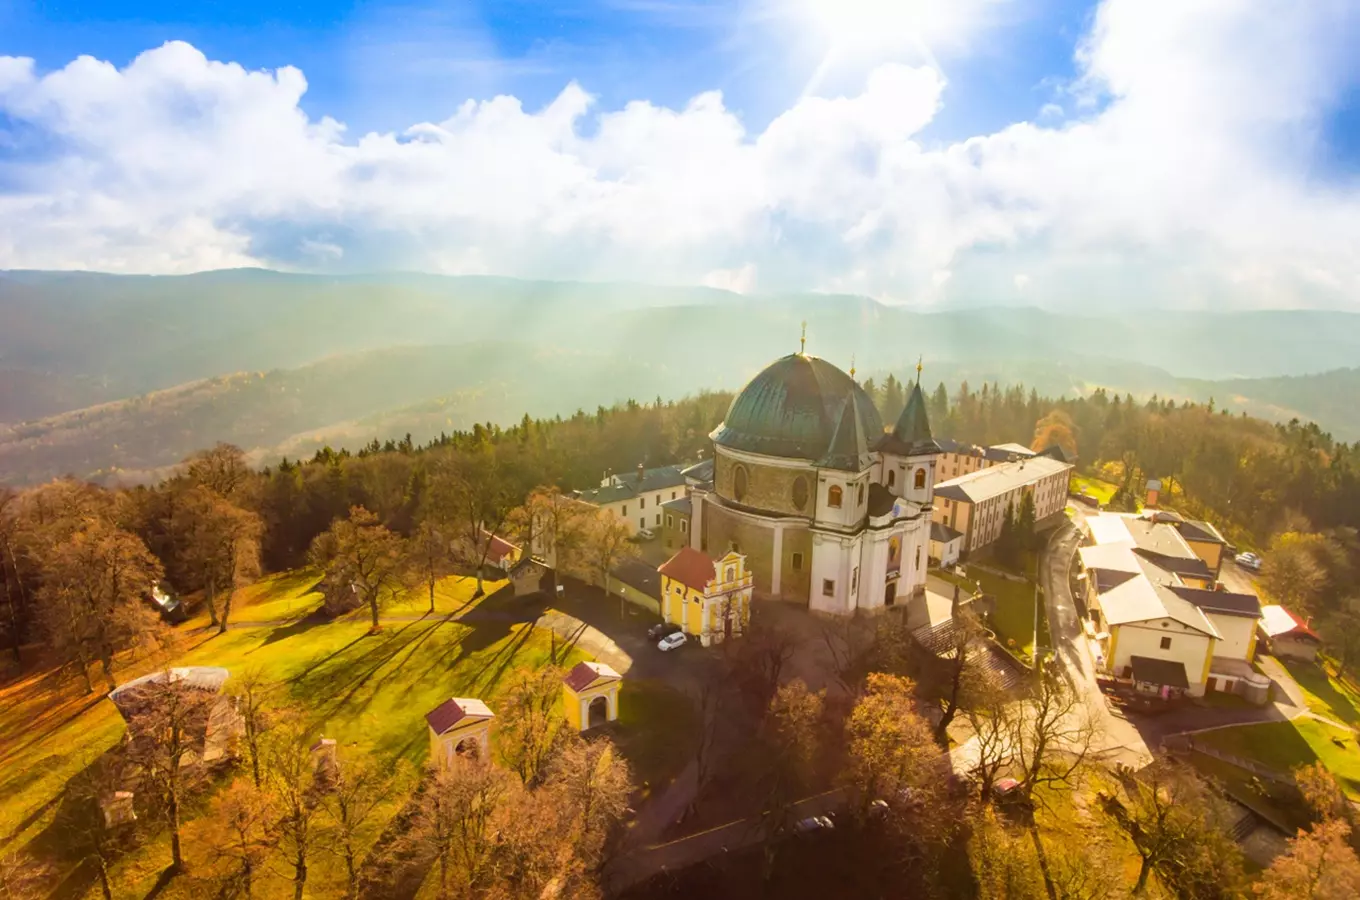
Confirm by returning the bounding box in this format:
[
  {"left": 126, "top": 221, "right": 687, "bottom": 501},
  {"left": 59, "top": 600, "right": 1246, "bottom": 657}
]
[{"left": 1, "top": 0, "right": 1358, "bottom": 308}]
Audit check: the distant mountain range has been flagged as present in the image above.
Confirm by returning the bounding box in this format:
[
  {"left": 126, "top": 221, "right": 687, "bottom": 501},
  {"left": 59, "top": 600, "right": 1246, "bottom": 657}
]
[{"left": 2, "top": 269, "right": 1358, "bottom": 485}]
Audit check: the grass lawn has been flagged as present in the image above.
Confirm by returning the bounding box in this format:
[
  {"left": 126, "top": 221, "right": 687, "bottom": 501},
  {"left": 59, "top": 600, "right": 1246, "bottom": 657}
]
[
  {"left": 182, "top": 569, "right": 506, "bottom": 629},
  {"left": 1186, "top": 754, "right": 1312, "bottom": 834},
  {"left": 1279, "top": 657, "right": 1360, "bottom": 727},
  {"left": 1071, "top": 475, "right": 1119, "bottom": 506},
  {"left": 1194, "top": 718, "right": 1360, "bottom": 799},
  {"left": 935, "top": 566, "right": 1043, "bottom": 656},
  {"left": 1, "top": 570, "right": 690, "bottom": 899}
]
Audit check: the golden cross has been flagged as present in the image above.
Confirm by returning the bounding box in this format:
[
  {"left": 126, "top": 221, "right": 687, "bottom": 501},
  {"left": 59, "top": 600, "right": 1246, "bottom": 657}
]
[
  {"left": 849, "top": 354, "right": 856, "bottom": 379},
  {"left": 800, "top": 321, "right": 807, "bottom": 355},
  {"left": 916, "top": 355, "right": 923, "bottom": 385}
]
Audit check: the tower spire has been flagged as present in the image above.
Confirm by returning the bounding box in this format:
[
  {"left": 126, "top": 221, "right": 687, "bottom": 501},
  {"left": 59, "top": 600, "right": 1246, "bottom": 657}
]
[
  {"left": 849, "top": 353, "right": 856, "bottom": 379},
  {"left": 800, "top": 321, "right": 807, "bottom": 355}
]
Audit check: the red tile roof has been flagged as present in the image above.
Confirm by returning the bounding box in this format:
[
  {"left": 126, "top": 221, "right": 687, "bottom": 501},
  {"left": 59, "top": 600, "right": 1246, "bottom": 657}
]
[
  {"left": 425, "top": 697, "right": 494, "bottom": 735},
  {"left": 658, "top": 547, "right": 716, "bottom": 592},
  {"left": 563, "top": 661, "right": 621, "bottom": 692},
  {"left": 481, "top": 530, "right": 519, "bottom": 564}
]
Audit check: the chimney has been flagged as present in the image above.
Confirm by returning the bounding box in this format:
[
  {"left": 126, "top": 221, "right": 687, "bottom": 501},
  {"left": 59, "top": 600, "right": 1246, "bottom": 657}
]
[{"left": 637, "top": 462, "right": 646, "bottom": 486}]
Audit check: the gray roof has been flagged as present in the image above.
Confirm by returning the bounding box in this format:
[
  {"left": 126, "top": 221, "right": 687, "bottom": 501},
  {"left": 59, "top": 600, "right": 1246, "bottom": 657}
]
[
  {"left": 610, "top": 558, "right": 661, "bottom": 600},
  {"left": 681, "top": 459, "right": 714, "bottom": 482},
  {"left": 934, "top": 456, "right": 1072, "bottom": 504},
  {"left": 1178, "top": 518, "right": 1227, "bottom": 545},
  {"left": 575, "top": 464, "right": 688, "bottom": 506},
  {"left": 930, "top": 521, "right": 963, "bottom": 543},
  {"left": 983, "top": 442, "right": 1036, "bottom": 463},
  {"left": 662, "top": 496, "right": 692, "bottom": 515},
  {"left": 1171, "top": 587, "right": 1261, "bottom": 619}
]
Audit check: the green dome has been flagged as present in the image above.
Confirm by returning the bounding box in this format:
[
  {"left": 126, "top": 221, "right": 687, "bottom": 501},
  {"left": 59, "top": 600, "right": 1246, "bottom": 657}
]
[{"left": 712, "top": 354, "right": 884, "bottom": 460}]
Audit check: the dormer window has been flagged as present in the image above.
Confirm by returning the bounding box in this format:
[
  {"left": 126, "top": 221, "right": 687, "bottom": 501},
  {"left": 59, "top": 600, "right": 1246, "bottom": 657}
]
[{"left": 828, "top": 485, "right": 843, "bottom": 508}]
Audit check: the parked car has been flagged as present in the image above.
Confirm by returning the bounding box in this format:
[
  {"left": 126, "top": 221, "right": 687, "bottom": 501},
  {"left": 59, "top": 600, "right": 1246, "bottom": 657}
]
[
  {"left": 657, "top": 632, "right": 687, "bottom": 652},
  {"left": 791, "top": 815, "right": 835, "bottom": 834},
  {"left": 1235, "top": 551, "right": 1263, "bottom": 571},
  {"left": 636, "top": 528, "right": 655, "bottom": 540},
  {"left": 647, "top": 622, "right": 681, "bottom": 641}
]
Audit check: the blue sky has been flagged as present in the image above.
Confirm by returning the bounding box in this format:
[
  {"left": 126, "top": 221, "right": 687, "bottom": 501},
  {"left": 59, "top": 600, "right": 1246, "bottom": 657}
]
[
  {"left": 1, "top": 0, "right": 1098, "bottom": 141},
  {"left": 1, "top": 0, "right": 1358, "bottom": 308}
]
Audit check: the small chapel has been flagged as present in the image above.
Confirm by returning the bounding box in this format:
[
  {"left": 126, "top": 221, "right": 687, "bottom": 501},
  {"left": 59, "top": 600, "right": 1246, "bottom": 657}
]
[{"left": 685, "top": 337, "right": 940, "bottom": 617}]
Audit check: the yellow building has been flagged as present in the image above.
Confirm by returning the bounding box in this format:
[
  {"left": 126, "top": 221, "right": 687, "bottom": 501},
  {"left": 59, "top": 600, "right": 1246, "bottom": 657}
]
[
  {"left": 658, "top": 548, "right": 753, "bottom": 646},
  {"left": 425, "top": 697, "right": 495, "bottom": 768},
  {"left": 561, "top": 661, "right": 622, "bottom": 731}
]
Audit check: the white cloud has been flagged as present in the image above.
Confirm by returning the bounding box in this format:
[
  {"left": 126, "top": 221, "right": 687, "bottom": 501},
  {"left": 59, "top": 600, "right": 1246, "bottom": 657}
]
[{"left": 0, "top": 0, "right": 1358, "bottom": 309}]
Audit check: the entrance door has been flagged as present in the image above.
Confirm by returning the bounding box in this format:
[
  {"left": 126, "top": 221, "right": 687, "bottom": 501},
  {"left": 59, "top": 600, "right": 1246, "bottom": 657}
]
[
  {"left": 885, "top": 583, "right": 897, "bottom": 607},
  {"left": 588, "top": 696, "right": 609, "bottom": 729}
]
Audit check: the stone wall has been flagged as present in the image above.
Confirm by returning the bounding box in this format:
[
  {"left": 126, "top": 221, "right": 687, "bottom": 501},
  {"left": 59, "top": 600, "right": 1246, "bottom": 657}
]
[
  {"left": 779, "top": 527, "right": 813, "bottom": 601},
  {"left": 703, "top": 504, "right": 776, "bottom": 594},
  {"left": 714, "top": 451, "right": 814, "bottom": 517}
]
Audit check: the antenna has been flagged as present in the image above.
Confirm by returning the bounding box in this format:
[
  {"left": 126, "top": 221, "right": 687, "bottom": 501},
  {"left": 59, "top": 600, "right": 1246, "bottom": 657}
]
[{"left": 800, "top": 321, "right": 807, "bottom": 355}]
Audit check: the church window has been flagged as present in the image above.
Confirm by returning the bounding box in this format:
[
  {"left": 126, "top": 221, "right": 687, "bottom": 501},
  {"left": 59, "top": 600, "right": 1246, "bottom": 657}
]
[
  {"left": 733, "top": 465, "right": 749, "bottom": 502},
  {"left": 915, "top": 547, "right": 921, "bottom": 570},
  {"left": 725, "top": 566, "right": 735, "bottom": 583},
  {"left": 792, "top": 475, "right": 809, "bottom": 511},
  {"left": 641, "top": 497, "right": 646, "bottom": 509},
  {"left": 856, "top": 483, "right": 865, "bottom": 506},
  {"left": 828, "top": 485, "right": 843, "bottom": 508},
  {"left": 851, "top": 567, "right": 859, "bottom": 593},
  {"left": 887, "top": 470, "right": 896, "bottom": 488},
  {"left": 915, "top": 468, "right": 927, "bottom": 490},
  {"left": 667, "top": 515, "right": 674, "bottom": 528},
  {"left": 792, "top": 552, "right": 804, "bottom": 571},
  {"left": 822, "top": 579, "right": 835, "bottom": 597}
]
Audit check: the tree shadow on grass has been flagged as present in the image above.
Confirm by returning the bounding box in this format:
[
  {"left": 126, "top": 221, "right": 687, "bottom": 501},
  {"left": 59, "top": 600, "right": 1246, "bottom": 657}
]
[
  {"left": 1281, "top": 658, "right": 1360, "bottom": 725},
  {"left": 258, "top": 607, "right": 336, "bottom": 648}
]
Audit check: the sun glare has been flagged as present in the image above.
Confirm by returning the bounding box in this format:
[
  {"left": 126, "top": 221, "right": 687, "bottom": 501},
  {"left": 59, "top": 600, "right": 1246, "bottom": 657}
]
[{"left": 801, "top": 0, "right": 956, "bottom": 50}]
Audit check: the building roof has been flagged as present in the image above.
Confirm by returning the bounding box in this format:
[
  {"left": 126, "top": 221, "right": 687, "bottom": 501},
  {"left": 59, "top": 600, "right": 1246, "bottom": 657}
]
[
  {"left": 563, "top": 661, "right": 622, "bottom": 692},
  {"left": 658, "top": 547, "right": 717, "bottom": 592},
  {"left": 1088, "top": 513, "right": 1210, "bottom": 578},
  {"left": 930, "top": 521, "right": 963, "bottom": 543},
  {"left": 710, "top": 354, "right": 884, "bottom": 460},
  {"left": 1130, "top": 655, "right": 1190, "bottom": 689},
  {"left": 936, "top": 437, "right": 983, "bottom": 456},
  {"left": 866, "top": 482, "right": 898, "bottom": 517},
  {"left": 1146, "top": 479, "right": 1163, "bottom": 492},
  {"left": 109, "top": 667, "right": 229, "bottom": 717},
  {"left": 816, "top": 389, "right": 874, "bottom": 471},
  {"left": 661, "top": 496, "right": 693, "bottom": 515},
  {"left": 1086, "top": 550, "right": 1218, "bottom": 636},
  {"left": 1260, "top": 604, "right": 1321, "bottom": 641},
  {"left": 1177, "top": 518, "right": 1227, "bottom": 545},
  {"left": 983, "top": 443, "right": 1036, "bottom": 463},
  {"left": 508, "top": 555, "right": 549, "bottom": 577},
  {"left": 1036, "top": 444, "right": 1074, "bottom": 464},
  {"left": 481, "top": 530, "right": 519, "bottom": 565},
  {"left": 933, "top": 456, "right": 1073, "bottom": 504},
  {"left": 576, "top": 464, "right": 688, "bottom": 505},
  {"left": 1170, "top": 587, "right": 1261, "bottom": 619},
  {"left": 425, "top": 697, "right": 494, "bottom": 735},
  {"left": 610, "top": 558, "right": 661, "bottom": 599},
  {"left": 681, "top": 458, "right": 714, "bottom": 482},
  {"left": 877, "top": 381, "right": 941, "bottom": 456}
]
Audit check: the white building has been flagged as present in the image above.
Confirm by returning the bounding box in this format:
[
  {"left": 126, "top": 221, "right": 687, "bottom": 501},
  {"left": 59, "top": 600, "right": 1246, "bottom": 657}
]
[
  {"left": 574, "top": 462, "right": 690, "bottom": 533},
  {"left": 686, "top": 351, "right": 938, "bottom": 616},
  {"left": 932, "top": 455, "right": 1074, "bottom": 555}
]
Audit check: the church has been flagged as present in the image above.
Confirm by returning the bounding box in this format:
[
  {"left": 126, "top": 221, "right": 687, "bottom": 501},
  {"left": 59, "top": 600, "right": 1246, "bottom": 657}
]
[{"left": 686, "top": 342, "right": 940, "bottom": 617}]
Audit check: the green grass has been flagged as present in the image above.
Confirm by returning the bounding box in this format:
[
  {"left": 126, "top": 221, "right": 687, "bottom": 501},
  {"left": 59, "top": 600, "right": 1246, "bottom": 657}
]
[
  {"left": 1279, "top": 657, "right": 1360, "bottom": 727},
  {"left": 936, "top": 567, "right": 1043, "bottom": 656},
  {"left": 1186, "top": 754, "right": 1312, "bottom": 834},
  {"left": 1071, "top": 475, "right": 1119, "bottom": 506},
  {"left": 1, "top": 569, "right": 693, "bottom": 899},
  {"left": 1194, "top": 719, "right": 1360, "bottom": 799}
]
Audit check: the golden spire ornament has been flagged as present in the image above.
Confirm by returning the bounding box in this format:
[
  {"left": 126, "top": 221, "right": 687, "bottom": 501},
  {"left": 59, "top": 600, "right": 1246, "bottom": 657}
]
[
  {"left": 916, "top": 355, "right": 924, "bottom": 385},
  {"left": 850, "top": 354, "right": 856, "bottom": 379},
  {"left": 800, "top": 321, "right": 807, "bottom": 355}
]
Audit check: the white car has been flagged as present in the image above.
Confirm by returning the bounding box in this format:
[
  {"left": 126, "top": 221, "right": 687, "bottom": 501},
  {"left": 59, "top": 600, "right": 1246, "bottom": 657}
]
[
  {"left": 657, "top": 632, "right": 687, "bottom": 652},
  {"left": 636, "top": 528, "right": 655, "bottom": 540},
  {"left": 791, "top": 815, "right": 835, "bottom": 834},
  {"left": 1235, "top": 551, "right": 1262, "bottom": 571}
]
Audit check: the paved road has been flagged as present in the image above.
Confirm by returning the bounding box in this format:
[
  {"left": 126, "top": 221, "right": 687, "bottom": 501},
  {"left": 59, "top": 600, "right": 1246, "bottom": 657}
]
[{"left": 1039, "top": 511, "right": 1151, "bottom": 767}]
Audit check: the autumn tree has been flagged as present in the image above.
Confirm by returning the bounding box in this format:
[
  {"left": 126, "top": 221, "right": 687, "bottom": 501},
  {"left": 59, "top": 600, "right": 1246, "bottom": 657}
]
[
  {"left": 423, "top": 448, "right": 519, "bottom": 597},
  {"left": 1257, "top": 818, "right": 1360, "bottom": 900},
  {"left": 577, "top": 511, "right": 638, "bottom": 620},
  {"left": 36, "top": 518, "right": 162, "bottom": 692},
  {"left": 229, "top": 668, "right": 273, "bottom": 787},
  {"left": 121, "top": 671, "right": 223, "bottom": 872},
  {"left": 542, "top": 735, "right": 634, "bottom": 872},
  {"left": 183, "top": 442, "right": 252, "bottom": 501},
  {"left": 1101, "top": 757, "right": 1246, "bottom": 896},
  {"left": 204, "top": 778, "right": 274, "bottom": 899},
  {"left": 308, "top": 506, "right": 407, "bottom": 630},
  {"left": 509, "top": 487, "right": 590, "bottom": 572},
  {"left": 263, "top": 722, "right": 324, "bottom": 900},
  {"left": 63, "top": 757, "right": 137, "bottom": 900},
  {"left": 1032, "top": 409, "right": 1077, "bottom": 459},
  {"left": 404, "top": 762, "right": 516, "bottom": 898},
  {"left": 182, "top": 484, "right": 262, "bottom": 633},
  {"left": 1261, "top": 531, "right": 1331, "bottom": 614},
  {"left": 409, "top": 519, "right": 454, "bottom": 615},
  {"left": 318, "top": 754, "right": 404, "bottom": 900},
  {"left": 497, "top": 664, "right": 569, "bottom": 786},
  {"left": 759, "top": 679, "right": 825, "bottom": 850},
  {"left": 841, "top": 673, "right": 940, "bottom": 817},
  {"left": 970, "top": 806, "right": 1047, "bottom": 900}
]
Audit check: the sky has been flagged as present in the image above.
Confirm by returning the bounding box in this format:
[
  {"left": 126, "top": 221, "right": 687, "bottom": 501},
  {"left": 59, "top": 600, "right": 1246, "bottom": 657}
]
[{"left": 1, "top": 0, "right": 1359, "bottom": 309}]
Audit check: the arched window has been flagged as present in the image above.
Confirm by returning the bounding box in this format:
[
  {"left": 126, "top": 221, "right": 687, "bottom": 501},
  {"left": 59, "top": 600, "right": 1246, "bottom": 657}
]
[
  {"left": 856, "top": 483, "right": 865, "bottom": 506},
  {"left": 887, "top": 470, "right": 896, "bottom": 488},
  {"left": 914, "top": 468, "right": 927, "bottom": 490},
  {"left": 733, "top": 464, "right": 749, "bottom": 502},
  {"left": 725, "top": 566, "right": 735, "bottom": 582},
  {"left": 828, "top": 485, "right": 843, "bottom": 508},
  {"left": 792, "top": 475, "right": 809, "bottom": 511},
  {"left": 915, "top": 547, "right": 921, "bottom": 570}
]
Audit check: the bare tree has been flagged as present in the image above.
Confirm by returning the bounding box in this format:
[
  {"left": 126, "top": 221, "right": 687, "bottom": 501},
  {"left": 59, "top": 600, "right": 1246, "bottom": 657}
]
[
  {"left": 1100, "top": 757, "right": 1245, "bottom": 897},
  {"left": 403, "top": 762, "right": 515, "bottom": 899},
  {"left": 229, "top": 668, "right": 273, "bottom": 788},
  {"left": 182, "top": 485, "right": 263, "bottom": 633},
  {"left": 36, "top": 519, "right": 162, "bottom": 693},
  {"left": 510, "top": 487, "right": 590, "bottom": 572},
  {"left": 263, "top": 723, "right": 324, "bottom": 900},
  {"left": 204, "top": 778, "right": 274, "bottom": 899},
  {"left": 0, "top": 849, "right": 49, "bottom": 900},
  {"left": 964, "top": 684, "right": 1015, "bottom": 804},
  {"left": 318, "top": 754, "right": 404, "bottom": 900},
  {"left": 575, "top": 511, "right": 637, "bottom": 621},
  {"left": 1013, "top": 662, "right": 1098, "bottom": 803},
  {"left": 309, "top": 506, "right": 407, "bottom": 631},
  {"left": 497, "top": 665, "right": 569, "bottom": 786},
  {"left": 930, "top": 607, "right": 988, "bottom": 744},
  {"left": 819, "top": 615, "right": 875, "bottom": 694},
  {"left": 64, "top": 757, "right": 137, "bottom": 900},
  {"left": 727, "top": 617, "right": 797, "bottom": 716},
  {"left": 543, "top": 735, "right": 634, "bottom": 872},
  {"left": 183, "top": 442, "right": 251, "bottom": 501},
  {"left": 424, "top": 449, "right": 518, "bottom": 598},
  {"left": 409, "top": 519, "right": 454, "bottom": 615}
]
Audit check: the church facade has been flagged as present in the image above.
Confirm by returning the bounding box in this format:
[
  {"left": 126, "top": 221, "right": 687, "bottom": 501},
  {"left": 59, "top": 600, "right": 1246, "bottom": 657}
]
[{"left": 687, "top": 351, "right": 940, "bottom": 617}]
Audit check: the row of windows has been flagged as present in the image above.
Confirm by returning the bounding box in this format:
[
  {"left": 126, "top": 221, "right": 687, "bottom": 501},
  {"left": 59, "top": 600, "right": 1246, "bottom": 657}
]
[
  {"left": 637, "top": 490, "right": 682, "bottom": 511},
  {"left": 729, "top": 464, "right": 927, "bottom": 512}
]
